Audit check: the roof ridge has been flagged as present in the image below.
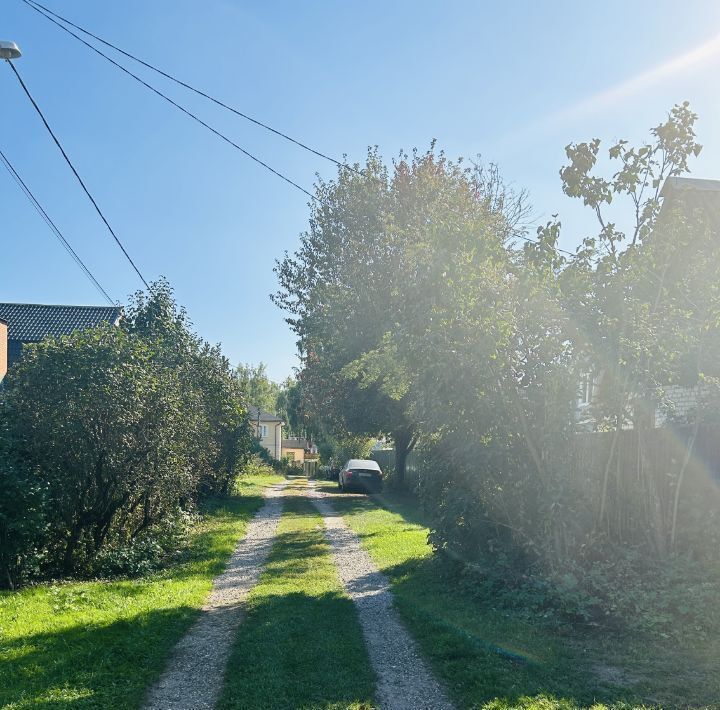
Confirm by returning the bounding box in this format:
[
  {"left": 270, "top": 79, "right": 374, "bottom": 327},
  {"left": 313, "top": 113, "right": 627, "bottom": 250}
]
[{"left": 0, "top": 302, "right": 121, "bottom": 309}]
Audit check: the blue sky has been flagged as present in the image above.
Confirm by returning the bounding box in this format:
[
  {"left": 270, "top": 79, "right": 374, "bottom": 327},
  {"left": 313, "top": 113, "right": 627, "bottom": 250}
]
[{"left": 3, "top": 1, "right": 720, "bottom": 381}]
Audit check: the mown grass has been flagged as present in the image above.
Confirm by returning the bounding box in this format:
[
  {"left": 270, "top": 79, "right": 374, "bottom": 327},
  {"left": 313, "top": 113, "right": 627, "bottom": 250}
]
[
  {"left": 320, "top": 482, "right": 720, "bottom": 710},
  {"left": 0, "top": 473, "right": 284, "bottom": 710},
  {"left": 218, "top": 479, "right": 375, "bottom": 710}
]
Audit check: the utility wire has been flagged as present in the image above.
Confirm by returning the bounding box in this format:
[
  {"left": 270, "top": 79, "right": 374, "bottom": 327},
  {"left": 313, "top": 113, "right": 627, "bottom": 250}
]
[
  {"left": 21, "top": 0, "right": 316, "bottom": 199},
  {"left": 17, "top": 0, "right": 576, "bottom": 257},
  {"left": 5, "top": 60, "right": 150, "bottom": 289},
  {"left": 0, "top": 148, "right": 115, "bottom": 304},
  {"left": 22, "top": 0, "right": 357, "bottom": 176},
  {"left": 22, "top": 0, "right": 359, "bottom": 176},
  {"left": 515, "top": 232, "right": 575, "bottom": 257}
]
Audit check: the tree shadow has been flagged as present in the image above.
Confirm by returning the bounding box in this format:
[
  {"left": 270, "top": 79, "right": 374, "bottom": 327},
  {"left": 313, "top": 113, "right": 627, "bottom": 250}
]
[
  {"left": 326, "top": 493, "right": 720, "bottom": 708},
  {"left": 218, "top": 501, "right": 376, "bottom": 710},
  {"left": 367, "top": 555, "right": 660, "bottom": 708},
  {"left": 219, "top": 589, "right": 375, "bottom": 710},
  {"left": 0, "top": 606, "right": 200, "bottom": 709},
  {"left": 320, "top": 483, "right": 430, "bottom": 530},
  {"left": 0, "top": 490, "right": 269, "bottom": 709}
]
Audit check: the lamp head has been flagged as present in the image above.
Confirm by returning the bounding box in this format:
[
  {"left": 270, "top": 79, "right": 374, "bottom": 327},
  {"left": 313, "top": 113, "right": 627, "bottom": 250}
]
[{"left": 0, "top": 41, "right": 22, "bottom": 60}]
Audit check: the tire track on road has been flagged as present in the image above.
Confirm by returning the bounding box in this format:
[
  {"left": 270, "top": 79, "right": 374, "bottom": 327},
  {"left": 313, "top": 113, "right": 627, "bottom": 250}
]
[
  {"left": 143, "top": 481, "right": 287, "bottom": 710},
  {"left": 309, "top": 481, "right": 454, "bottom": 710}
]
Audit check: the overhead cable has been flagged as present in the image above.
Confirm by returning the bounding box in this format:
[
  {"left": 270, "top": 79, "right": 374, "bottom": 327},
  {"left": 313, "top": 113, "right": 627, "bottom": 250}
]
[
  {"left": 23, "top": 0, "right": 359, "bottom": 176},
  {"left": 21, "top": 1, "right": 316, "bottom": 199},
  {"left": 6, "top": 60, "right": 151, "bottom": 289},
  {"left": 0, "top": 147, "right": 115, "bottom": 304}
]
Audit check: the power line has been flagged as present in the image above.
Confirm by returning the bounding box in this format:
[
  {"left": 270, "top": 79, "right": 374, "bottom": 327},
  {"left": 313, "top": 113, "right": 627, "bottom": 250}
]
[
  {"left": 0, "top": 148, "right": 115, "bottom": 304},
  {"left": 21, "top": 0, "right": 316, "bottom": 200},
  {"left": 22, "top": 0, "right": 360, "bottom": 176},
  {"left": 6, "top": 59, "right": 150, "bottom": 289},
  {"left": 515, "top": 232, "right": 575, "bottom": 257},
  {"left": 16, "top": 0, "right": 575, "bottom": 260}
]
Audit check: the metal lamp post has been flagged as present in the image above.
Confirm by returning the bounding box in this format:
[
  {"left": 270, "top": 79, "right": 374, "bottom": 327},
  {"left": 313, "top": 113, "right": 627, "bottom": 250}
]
[{"left": 0, "top": 41, "right": 22, "bottom": 60}]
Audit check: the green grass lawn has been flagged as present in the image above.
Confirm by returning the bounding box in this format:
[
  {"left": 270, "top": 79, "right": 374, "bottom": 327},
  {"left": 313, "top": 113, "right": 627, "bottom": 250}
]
[
  {"left": 218, "top": 480, "right": 375, "bottom": 710},
  {"left": 0, "top": 473, "right": 283, "bottom": 710},
  {"left": 319, "top": 482, "right": 720, "bottom": 710}
]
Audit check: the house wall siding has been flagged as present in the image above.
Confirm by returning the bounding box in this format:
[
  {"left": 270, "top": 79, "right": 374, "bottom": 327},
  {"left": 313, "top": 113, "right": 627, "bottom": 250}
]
[
  {"left": 655, "top": 384, "right": 710, "bottom": 426},
  {"left": 252, "top": 421, "right": 283, "bottom": 459}
]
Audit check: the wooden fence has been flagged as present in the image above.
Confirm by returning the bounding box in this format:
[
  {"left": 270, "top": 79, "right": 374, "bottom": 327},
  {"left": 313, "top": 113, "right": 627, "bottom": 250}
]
[{"left": 374, "top": 425, "right": 720, "bottom": 554}]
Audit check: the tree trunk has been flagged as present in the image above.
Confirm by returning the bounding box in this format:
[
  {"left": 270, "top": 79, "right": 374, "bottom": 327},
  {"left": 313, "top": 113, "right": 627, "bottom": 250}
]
[
  {"left": 671, "top": 419, "right": 700, "bottom": 550},
  {"left": 62, "top": 524, "right": 82, "bottom": 576},
  {"left": 393, "top": 428, "right": 416, "bottom": 490},
  {"left": 638, "top": 426, "right": 668, "bottom": 560},
  {"left": 598, "top": 409, "right": 623, "bottom": 530}
]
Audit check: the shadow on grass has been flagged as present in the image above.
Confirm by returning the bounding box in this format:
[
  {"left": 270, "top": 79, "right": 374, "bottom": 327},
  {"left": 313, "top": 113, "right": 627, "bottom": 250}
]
[
  {"left": 326, "top": 490, "right": 720, "bottom": 709},
  {"left": 0, "top": 490, "right": 269, "bottom": 710},
  {"left": 218, "top": 496, "right": 375, "bottom": 710},
  {"left": 319, "top": 482, "right": 430, "bottom": 529},
  {"left": 219, "top": 589, "right": 375, "bottom": 710},
  {"left": 0, "top": 606, "right": 199, "bottom": 709},
  {"left": 383, "top": 556, "right": 642, "bottom": 708}
]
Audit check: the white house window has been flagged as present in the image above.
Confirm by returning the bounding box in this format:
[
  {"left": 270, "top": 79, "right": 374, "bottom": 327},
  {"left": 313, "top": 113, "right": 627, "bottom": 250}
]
[{"left": 258, "top": 424, "right": 268, "bottom": 438}]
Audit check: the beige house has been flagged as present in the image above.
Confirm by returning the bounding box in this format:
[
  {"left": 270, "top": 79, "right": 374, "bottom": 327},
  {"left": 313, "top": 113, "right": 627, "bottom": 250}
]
[
  {"left": 282, "top": 438, "right": 310, "bottom": 466},
  {"left": 248, "top": 406, "right": 284, "bottom": 459}
]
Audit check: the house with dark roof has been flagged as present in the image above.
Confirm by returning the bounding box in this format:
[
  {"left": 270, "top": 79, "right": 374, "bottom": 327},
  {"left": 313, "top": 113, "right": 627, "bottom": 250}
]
[
  {"left": 0, "top": 303, "right": 123, "bottom": 369},
  {"left": 661, "top": 176, "right": 720, "bottom": 225},
  {"left": 282, "top": 437, "right": 310, "bottom": 465},
  {"left": 247, "top": 405, "right": 284, "bottom": 459},
  {"left": 577, "top": 176, "right": 720, "bottom": 429}
]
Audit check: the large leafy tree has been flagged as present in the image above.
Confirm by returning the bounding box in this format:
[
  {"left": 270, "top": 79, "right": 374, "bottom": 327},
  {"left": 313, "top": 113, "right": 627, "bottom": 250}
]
[
  {"left": 235, "top": 362, "right": 281, "bottom": 414},
  {"left": 1, "top": 280, "right": 253, "bottom": 585},
  {"left": 556, "top": 102, "right": 711, "bottom": 556},
  {"left": 275, "top": 148, "right": 527, "bottom": 485},
  {"left": 125, "top": 279, "right": 253, "bottom": 496}
]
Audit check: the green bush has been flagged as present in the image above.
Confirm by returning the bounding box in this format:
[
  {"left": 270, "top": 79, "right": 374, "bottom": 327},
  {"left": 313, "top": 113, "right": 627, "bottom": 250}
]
[
  {"left": 0, "top": 281, "right": 253, "bottom": 588},
  {"left": 2, "top": 325, "right": 198, "bottom": 581}
]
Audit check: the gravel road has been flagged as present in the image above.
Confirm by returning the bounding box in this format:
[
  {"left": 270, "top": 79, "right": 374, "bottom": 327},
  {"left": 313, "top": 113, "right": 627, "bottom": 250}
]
[
  {"left": 143, "top": 481, "right": 286, "bottom": 710},
  {"left": 310, "top": 481, "right": 455, "bottom": 710}
]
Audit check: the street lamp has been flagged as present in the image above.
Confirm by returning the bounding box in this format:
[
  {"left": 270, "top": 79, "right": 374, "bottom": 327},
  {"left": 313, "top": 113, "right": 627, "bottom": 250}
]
[{"left": 0, "top": 41, "right": 22, "bottom": 60}]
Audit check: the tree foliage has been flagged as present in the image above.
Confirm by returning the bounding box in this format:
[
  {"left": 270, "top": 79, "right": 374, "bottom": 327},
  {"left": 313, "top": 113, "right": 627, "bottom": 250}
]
[
  {"left": 274, "top": 147, "right": 529, "bottom": 485},
  {"left": 0, "top": 280, "right": 253, "bottom": 587},
  {"left": 275, "top": 109, "right": 720, "bottom": 632},
  {"left": 235, "top": 362, "right": 281, "bottom": 414}
]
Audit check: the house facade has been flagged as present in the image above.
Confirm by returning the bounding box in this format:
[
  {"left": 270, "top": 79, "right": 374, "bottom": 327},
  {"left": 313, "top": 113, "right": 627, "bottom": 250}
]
[
  {"left": 575, "top": 176, "right": 720, "bottom": 430},
  {"left": 281, "top": 438, "right": 313, "bottom": 465},
  {"left": 0, "top": 303, "right": 123, "bottom": 369},
  {"left": 248, "top": 406, "right": 284, "bottom": 459}
]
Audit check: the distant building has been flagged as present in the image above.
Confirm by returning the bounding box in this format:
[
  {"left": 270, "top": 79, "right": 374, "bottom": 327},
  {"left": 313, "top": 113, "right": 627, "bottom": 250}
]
[
  {"left": 0, "top": 303, "right": 122, "bottom": 369},
  {"left": 281, "top": 438, "right": 312, "bottom": 465},
  {"left": 575, "top": 176, "right": 720, "bottom": 430},
  {"left": 248, "top": 405, "right": 284, "bottom": 459}
]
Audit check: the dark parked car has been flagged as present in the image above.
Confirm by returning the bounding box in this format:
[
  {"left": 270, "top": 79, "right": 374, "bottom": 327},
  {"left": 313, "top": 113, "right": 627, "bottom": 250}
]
[{"left": 338, "top": 459, "right": 383, "bottom": 493}]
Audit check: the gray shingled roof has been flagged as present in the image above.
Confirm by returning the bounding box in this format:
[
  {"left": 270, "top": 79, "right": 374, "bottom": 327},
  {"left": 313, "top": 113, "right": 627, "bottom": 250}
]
[
  {"left": 282, "top": 438, "right": 309, "bottom": 450},
  {"left": 0, "top": 303, "right": 122, "bottom": 342},
  {"left": 661, "top": 177, "right": 720, "bottom": 230},
  {"left": 247, "top": 405, "right": 284, "bottom": 423}
]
